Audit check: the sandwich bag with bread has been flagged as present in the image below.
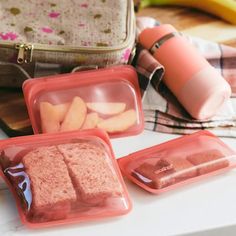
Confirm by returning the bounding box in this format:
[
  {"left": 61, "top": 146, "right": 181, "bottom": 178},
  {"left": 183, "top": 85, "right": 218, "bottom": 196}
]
[
  {"left": 0, "top": 129, "right": 132, "bottom": 228},
  {"left": 118, "top": 130, "right": 236, "bottom": 194},
  {"left": 22, "top": 65, "right": 144, "bottom": 138}
]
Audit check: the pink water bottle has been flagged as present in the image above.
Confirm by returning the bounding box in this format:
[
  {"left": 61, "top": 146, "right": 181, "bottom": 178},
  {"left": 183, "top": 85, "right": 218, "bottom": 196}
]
[{"left": 139, "top": 24, "right": 231, "bottom": 120}]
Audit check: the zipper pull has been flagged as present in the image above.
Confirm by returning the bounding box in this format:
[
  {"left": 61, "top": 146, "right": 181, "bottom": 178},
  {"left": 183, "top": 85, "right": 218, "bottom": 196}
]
[
  {"left": 24, "top": 44, "right": 34, "bottom": 63},
  {"left": 15, "top": 43, "right": 34, "bottom": 64},
  {"left": 15, "top": 43, "right": 25, "bottom": 64}
]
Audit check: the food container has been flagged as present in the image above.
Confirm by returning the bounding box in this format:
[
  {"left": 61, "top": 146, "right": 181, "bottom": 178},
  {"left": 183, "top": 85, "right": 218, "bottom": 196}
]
[
  {"left": 0, "top": 129, "right": 132, "bottom": 228},
  {"left": 118, "top": 130, "right": 236, "bottom": 194},
  {"left": 139, "top": 24, "right": 231, "bottom": 120},
  {"left": 23, "top": 65, "right": 144, "bottom": 138}
]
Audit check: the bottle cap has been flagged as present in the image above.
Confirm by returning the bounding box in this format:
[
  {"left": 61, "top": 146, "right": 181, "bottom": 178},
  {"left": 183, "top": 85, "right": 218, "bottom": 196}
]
[{"left": 139, "top": 24, "right": 177, "bottom": 51}]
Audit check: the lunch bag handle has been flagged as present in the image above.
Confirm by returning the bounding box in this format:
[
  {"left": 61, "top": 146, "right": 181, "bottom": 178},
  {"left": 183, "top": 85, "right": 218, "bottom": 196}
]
[{"left": 0, "top": 61, "right": 30, "bottom": 88}]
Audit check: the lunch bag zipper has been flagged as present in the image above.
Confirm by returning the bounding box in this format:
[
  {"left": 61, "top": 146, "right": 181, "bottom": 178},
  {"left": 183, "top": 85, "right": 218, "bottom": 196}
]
[
  {"left": 15, "top": 43, "right": 34, "bottom": 64},
  {"left": 8, "top": 38, "right": 133, "bottom": 64},
  {"left": 0, "top": 22, "right": 135, "bottom": 64}
]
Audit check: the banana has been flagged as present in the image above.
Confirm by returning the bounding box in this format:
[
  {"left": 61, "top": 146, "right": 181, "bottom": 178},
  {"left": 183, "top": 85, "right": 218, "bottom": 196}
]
[{"left": 139, "top": 0, "right": 236, "bottom": 25}]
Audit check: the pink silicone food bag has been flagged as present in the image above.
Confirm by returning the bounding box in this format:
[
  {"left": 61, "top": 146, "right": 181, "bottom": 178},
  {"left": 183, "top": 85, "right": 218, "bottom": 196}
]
[
  {"left": 23, "top": 65, "right": 144, "bottom": 138},
  {"left": 0, "top": 129, "right": 132, "bottom": 228},
  {"left": 118, "top": 131, "right": 236, "bottom": 194}
]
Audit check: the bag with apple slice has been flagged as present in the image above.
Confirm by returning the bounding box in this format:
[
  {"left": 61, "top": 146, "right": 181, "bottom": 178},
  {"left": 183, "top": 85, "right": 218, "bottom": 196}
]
[{"left": 23, "top": 65, "right": 144, "bottom": 138}]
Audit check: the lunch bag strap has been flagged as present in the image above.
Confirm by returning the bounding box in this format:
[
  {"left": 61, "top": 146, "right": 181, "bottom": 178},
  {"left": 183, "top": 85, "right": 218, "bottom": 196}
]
[{"left": 0, "top": 61, "right": 30, "bottom": 87}]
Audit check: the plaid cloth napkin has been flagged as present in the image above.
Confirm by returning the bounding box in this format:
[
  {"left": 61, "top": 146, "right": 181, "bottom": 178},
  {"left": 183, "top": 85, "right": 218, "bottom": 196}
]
[{"left": 135, "top": 17, "right": 236, "bottom": 138}]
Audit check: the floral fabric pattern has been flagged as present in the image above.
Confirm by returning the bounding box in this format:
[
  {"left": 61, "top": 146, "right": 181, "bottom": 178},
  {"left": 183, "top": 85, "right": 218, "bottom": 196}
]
[
  {"left": 0, "top": 0, "right": 135, "bottom": 66},
  {"left": 0, "top": 0, "right": 127, "bottom": 47}
]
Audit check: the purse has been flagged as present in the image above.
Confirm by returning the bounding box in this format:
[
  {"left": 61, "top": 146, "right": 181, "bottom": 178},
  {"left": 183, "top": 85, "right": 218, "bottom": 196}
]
[{"left": 0, "top": 0, "right": 136, "bottom": 86}]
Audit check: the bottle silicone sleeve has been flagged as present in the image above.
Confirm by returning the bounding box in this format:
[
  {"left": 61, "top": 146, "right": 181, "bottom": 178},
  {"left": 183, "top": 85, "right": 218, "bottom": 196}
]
[{"left": 139, "top": 24, "right": 231, "bottom": 120}]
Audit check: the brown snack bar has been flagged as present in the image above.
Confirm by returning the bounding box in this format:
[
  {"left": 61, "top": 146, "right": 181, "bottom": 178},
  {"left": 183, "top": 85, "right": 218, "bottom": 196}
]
[
  {"left": 132, "top": 160, "right": 175, "bottom": 189},
  {"left": 187, "top": 149, "right": 229, "bottom": 175},
  {"left": 165, "top": 157, "right": 198, "bottom": 182}
]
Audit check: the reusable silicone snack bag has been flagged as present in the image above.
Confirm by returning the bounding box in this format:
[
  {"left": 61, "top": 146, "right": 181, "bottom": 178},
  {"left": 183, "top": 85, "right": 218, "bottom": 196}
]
[
  {"left": 0, "top": 129, "right": 132, "bottom": 228},
  {"left": 118, "top": 130, "right": 236, "bottom": 194},
  {"left": 23, "top": 65, "right": 144, "bottom": 138},
  {"left": 139, "top": 24, "right": 231, "bottom": 120}
]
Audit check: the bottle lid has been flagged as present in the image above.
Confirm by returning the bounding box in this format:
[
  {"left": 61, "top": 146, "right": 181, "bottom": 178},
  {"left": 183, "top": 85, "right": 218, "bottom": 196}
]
[{"left": 139, "top": 24, "right": 177, "bottom": 50}]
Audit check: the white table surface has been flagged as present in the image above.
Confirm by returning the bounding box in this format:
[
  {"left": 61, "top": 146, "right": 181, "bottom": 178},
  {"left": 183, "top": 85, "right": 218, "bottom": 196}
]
[{"left": 1, "top": 129, "right": 236, "bottom": 236}]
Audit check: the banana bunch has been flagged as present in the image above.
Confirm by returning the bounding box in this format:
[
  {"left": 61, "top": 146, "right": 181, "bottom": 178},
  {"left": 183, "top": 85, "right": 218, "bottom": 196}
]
[{"left": 139, "top": 0, "right": 236, "bottom": 24}]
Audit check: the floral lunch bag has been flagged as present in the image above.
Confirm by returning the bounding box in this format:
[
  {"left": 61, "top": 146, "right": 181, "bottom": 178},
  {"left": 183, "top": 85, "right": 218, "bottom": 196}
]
[{"left": 0, "top": 0, "right": 136, "bottom": 87}]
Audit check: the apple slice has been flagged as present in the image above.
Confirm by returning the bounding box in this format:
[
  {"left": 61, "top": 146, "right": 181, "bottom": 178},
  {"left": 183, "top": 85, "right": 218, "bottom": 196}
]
[
  {"left": 40, "top": 102, "right": 60, "bottom": 133},
  {"left": 54, "top": 103, "right": 70, "bottom": 122},
  {"left": 97, "top": 109, "right": 137, "bottom": 133},
  {"left": 86, "top": 102, "right": 126, "bottom": 115},
  {"left": 81, "top": 112, "right": 99, "bottom": 129},
  {"left": 60, "top": 96, "right": 87, "bottom": 132},
  {"left": 98, "top": 117, "right": 104, "bottom": 123}
]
